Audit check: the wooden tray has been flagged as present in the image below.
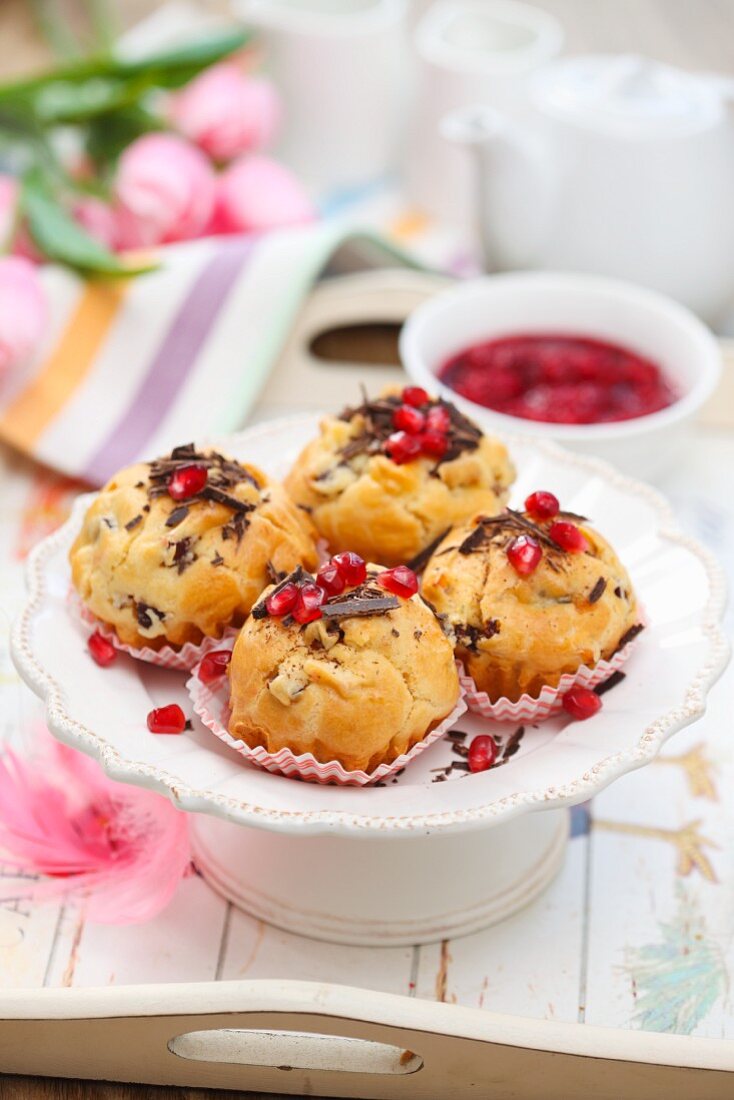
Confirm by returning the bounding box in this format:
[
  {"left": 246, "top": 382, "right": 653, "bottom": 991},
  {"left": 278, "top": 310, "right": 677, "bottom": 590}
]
[{"left": 1, "top": 271, "right": 733, "bottom": 1096}]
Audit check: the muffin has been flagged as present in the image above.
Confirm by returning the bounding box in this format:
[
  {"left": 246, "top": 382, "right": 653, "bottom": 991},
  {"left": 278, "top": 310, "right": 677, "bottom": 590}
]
[
  {"left": 421, "top": 491, "right": 642, "bottom": 702},
  {"left": 70, "top": 443, "right": 319, "bottom": 649},
  {"left": 284, "top": 386, "right": 515, "bottom": 567},
  {"left": 227, "top": 555, "right": 460, "bottom": 771}
]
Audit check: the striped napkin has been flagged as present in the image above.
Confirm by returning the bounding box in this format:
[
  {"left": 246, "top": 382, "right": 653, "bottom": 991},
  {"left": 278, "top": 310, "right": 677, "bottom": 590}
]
[{"left": 0, "top": 223, "right": 415, "bottom": 486}]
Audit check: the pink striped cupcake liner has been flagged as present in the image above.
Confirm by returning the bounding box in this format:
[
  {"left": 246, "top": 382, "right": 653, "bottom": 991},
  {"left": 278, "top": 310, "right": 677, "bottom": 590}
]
[
  {"left": 69, "top": 590, "right": 238, "bottom": 673},
  {"left": 457, "top": 627, "right": 643, "bottom": 723},
  {"left": 186, "top": 636, "right": 467, "bottom": 786}
]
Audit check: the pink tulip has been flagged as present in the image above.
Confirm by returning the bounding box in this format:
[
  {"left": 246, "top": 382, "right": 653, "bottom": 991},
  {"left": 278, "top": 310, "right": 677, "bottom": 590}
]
[
  {"left": 72, "top": 196, "right": 120, "bottom": 251},
  {"left": 0, "top": 174, "right": 18, "bottom": 249},
  {"left": 0, "top": 257, "right": 47, "bottom": 375},
  {"left": 115, "top": 133, "right": 216, "bottom": 248},
  {"left": 169, "top": 63, "right": 281, "bottom": 163},
  {"left": 211, "top": 154, "right": 315, "bottom": 234}
]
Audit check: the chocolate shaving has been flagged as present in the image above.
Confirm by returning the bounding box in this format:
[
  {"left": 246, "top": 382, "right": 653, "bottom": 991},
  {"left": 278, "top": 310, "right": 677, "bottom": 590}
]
[
  {"left": 165, "top": 505, "right": 189, "bottom": 528},
  {"left": 588, "top": 577, "right": 607, "bottom": 604},
  {"left": 454, "top": 619, "right": 501, "bottom": 653},
  {"left": 613, "top": 622, "right": 644, "bottom": 654},
  {"left": 125, "top": 514, "right": 142, "bottom": 532},
  {"left": 201, "top": 485, "right": 253, "bottom": 512},
  {"left": 136, "top": 602, "right": 165, "bottom": 630},
  {"left": 594, "top": 671, "right": 626, "bottom": 697},
  {"left": 212, "top": 551, "right": 224, "bottom": 566},
  {"left": 407, "top": 528, "right": 451, "bottom": 573},
  {"left": 321, "top": 594, "right": 399, "bottom": 619},
  {"left": 221, "top": 511, "right": 250, "bottom": 543},
  {"left": 169, "top": 537, "right": 196, "bottom": 575},
  {"left": 499, "top": 726, "right": 524, "bottom": 764}
]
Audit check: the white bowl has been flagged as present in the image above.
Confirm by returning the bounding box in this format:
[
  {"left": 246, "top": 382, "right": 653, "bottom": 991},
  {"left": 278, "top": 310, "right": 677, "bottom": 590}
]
[{"left": 399, "top": 272, "right": 722, "bottom": 481}]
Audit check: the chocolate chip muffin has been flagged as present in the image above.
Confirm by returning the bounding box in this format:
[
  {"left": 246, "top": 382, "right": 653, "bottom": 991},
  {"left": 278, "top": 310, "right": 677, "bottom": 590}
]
[
  {"left": 227, "top": 556, "right": 460, "bottom": 772},
  {"left": 284, "top": 386, "right": 515, "bottom": 568},
  {"left": 421, "top": 492, "right": 641, "bottom": 702},
  {"left": 70, "top": 443, "right": 319, "bottom": 649}
]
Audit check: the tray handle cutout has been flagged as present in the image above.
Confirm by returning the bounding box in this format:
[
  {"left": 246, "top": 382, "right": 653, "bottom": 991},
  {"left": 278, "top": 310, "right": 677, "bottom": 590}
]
[{"left": 169, "top": 1028, "right": 423, "bottom": 1075}]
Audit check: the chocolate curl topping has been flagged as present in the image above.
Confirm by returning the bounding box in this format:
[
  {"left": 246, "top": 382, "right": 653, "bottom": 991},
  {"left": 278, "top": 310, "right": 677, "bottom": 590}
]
[
  {"left": 336, "top": 392, "right": 482, "bottom": 466},
  {"left": 454, "top": 508, "right": 591, "bottom": 556}
]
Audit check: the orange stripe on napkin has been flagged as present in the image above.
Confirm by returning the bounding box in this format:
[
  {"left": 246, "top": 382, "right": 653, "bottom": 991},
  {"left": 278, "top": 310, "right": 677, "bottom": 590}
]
[{"left": 0, "top": 279, "right": 127, "bottom": 448}]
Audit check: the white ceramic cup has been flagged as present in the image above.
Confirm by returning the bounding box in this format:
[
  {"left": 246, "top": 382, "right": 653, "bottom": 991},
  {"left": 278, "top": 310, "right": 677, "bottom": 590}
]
[
  {"left": 399, "top": 272, "right": 722, "bottom": 481},
  {"left": 404, "top": 0, "right": 563, "bottom": 225},
  {"left": 235, "top": 0, "right": 409, "bottom": 195}
]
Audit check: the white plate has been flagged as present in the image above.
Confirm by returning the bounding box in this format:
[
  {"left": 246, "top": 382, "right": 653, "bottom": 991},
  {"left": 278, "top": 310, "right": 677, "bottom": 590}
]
[{"left": 11, "top": 415, "right": 729, "bottom": 837}]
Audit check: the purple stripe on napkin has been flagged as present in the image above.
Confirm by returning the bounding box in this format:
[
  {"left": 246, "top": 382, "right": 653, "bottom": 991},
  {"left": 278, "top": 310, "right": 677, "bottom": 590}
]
[{"left": 84, "top": 237, "right": 254, "bottom": 484}]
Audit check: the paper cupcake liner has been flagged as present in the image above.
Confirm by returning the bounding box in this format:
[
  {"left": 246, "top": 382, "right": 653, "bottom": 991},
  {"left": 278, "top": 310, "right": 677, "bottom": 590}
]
[
  {"left": 69, "top": 590, "right": 238, "bottom": 673},
  {"left": 186, "top": 636, "right": 467, "bottom": 786},
  {"left": 457, "top": 629, "right": 643, "bottom": 723}
]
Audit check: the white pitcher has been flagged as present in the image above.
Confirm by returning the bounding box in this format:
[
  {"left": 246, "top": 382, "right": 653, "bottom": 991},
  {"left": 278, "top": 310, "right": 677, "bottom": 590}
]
[
  {"left": 235, "top": 0, "right": 409, "bottom": 196},
  {"left": 405, "top": 0, "right": 562, "bottom": 225},
  {"left": 444, "top": 54, "right": 734, "bottom": 321}
]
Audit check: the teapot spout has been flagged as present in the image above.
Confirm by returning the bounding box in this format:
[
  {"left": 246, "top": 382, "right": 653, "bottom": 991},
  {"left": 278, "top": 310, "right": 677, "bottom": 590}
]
[{"left": 441, "top": 104, "right": 554, "bottom": 271}]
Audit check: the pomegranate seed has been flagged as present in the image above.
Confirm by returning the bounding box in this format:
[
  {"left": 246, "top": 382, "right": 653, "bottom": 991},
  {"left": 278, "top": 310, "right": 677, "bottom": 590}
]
[
  {"left": 147, "top": 704, "right": 186, "bottom": 734},
  {"left": 524, "top": 490, "right": 560, "bottom": 521},
  {"left": 549, "top": 520, "right": 590, "bottom": 553},
  {"left": 506, "top": 535, "right": 542, "bottom": 576},
  {"left": 317, "top": 560, "right": 346, "bottom": 595},
  {"left": 468, "top": 734, "right": 498, "bottom": 773},
  {"left": 425, "top": 404, "right": 451, "bottom": 432},
  {"left": 198, "top": 649, "right": 231, "bottom": 684},
  {"left": 562, "top": 686, "right": 602, "bottom": 721},
  {"left": 419, "top": 429, "right": 449, "bottom": 458},
  {"left": 402, "top": 386, "right": 429, "bottom": 408},
  {"left": 384, "top": 431, "right": 423, "bottom": 465},
  {"left": 265, "top": 581, "right": 299, "bottom": 617},
  {"left": 377, "top": 565, "right": 418, "bottom": 598},
  {"left": 168, "top": 465, "right": 207, "bottom": 501},
  {"left": 292, "top": 582, "right": 325, "bottom": 624},
  {"left": 393, "top": 404, "right": 426, "bottom": 434},
  {"left": 331, "top": 552, "right": 367, "bottom": 586},
  {"left": 88, "top": 630, "right": 117, "bottom": 667}
]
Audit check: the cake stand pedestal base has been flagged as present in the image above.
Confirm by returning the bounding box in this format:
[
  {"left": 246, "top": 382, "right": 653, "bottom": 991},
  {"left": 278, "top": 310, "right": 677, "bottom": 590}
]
[{"left": 190, "top": 808, "right": 569, "bottom": 946}]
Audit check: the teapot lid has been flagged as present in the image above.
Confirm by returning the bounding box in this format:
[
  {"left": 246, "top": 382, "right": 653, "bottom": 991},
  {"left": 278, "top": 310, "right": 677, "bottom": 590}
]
[{"left": 532, "top": 54, "right": 724, "bottom": 137}]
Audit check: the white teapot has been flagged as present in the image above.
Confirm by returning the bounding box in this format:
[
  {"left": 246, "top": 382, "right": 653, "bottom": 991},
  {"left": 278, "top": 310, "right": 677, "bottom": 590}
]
[{"left": 443, "top": 55, "right": 734, "bottom": 321}]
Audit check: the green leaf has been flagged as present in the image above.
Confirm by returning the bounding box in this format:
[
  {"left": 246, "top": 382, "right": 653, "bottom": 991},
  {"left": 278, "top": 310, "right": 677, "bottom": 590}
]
[
  {"left": 85, "top": 104, "right": 162, "bottom": 171},
  {"left": 21, "top": 170, "right": 156, "bottom": 277},
  {"left": 0, "top": 28, "right": 250, "bottom": 106}
]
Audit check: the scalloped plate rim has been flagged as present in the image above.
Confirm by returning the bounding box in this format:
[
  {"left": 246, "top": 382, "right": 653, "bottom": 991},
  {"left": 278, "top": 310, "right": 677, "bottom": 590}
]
[{"left": 10, "top": 414, "right": 731, "bottom": 837}]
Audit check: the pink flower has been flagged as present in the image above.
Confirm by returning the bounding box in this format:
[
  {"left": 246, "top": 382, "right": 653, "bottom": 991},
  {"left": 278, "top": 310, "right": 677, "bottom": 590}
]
[
  {"left": 115, "top": 133, "right": 216, "bottom": 248},
  {"left": 211, "top": 154, "right": 315, "bottom": 234},
  {"left": 72, "top": 196, "right": 120, "bottom": 251},
  {"left": 0, "top": 257, "right": 47, "bottom": 375},
  {"left": 169, "top": 63, "right": 281, "bottom": 162},
  {"left": 0, "top": 173, "right": 18, "bottom": 249},
  {"left": 0, "top": 730, "right": 191, "bottom": 923}
]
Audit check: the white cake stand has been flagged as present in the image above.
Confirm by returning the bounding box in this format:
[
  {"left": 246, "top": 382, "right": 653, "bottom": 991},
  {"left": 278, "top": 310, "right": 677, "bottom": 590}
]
[{"left": 11, "top": 417, "right": 729, "bottom": 946}]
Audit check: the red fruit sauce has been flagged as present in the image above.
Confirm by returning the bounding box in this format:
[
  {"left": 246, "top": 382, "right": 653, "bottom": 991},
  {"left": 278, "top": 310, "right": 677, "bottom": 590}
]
[{"left": 438, "top": 334, "right": 677, "bottom": 425}]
